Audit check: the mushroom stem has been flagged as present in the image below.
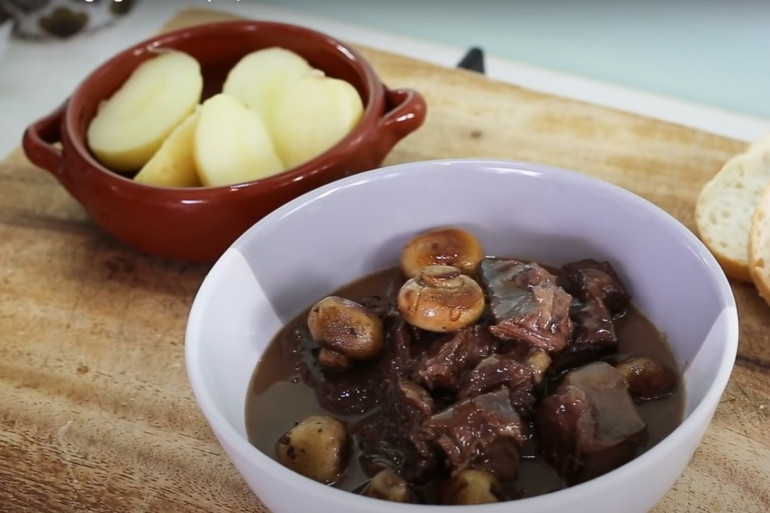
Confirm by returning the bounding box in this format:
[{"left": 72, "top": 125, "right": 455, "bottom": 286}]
[
  {"left": 318, "top": 347, "right": 354, "bottom": 370},
  {"left": 420, "top": 266, "right": 465, "bottom": 288}
]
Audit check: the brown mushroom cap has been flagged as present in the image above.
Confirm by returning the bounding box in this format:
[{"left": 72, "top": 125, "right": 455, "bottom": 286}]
[
  {"left": 400, "top": 227, "right": 484, "bottom": 278},
  {"left": 397, "top": 265, "right": 485, "bottom": 332},
  {"left": 307, "top": 296, "right": 384, "bottom": 365}
]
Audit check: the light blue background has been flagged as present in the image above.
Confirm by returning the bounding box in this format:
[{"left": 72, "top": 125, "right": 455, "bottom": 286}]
[{"left": 257, "top": 0, "right": 770, "bottom": 119}]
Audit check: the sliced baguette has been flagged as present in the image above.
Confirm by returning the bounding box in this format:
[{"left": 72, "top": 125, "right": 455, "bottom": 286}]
[
  {"left": 695, "top": 147, "right": 770, "bottom": 282},
  {"left": 748, "top": 145, "right": 770, "bottom": 301},
  {"left": 749, "top": 185, "right": 770, "bottom": 302},
  {"left": 748, "top": 130, "right": 770, "bottom": 153}
]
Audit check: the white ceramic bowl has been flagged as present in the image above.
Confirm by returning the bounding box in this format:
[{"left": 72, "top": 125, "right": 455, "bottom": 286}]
[{"left": 185, "top": 159, "right": 738, "bottom": 513}]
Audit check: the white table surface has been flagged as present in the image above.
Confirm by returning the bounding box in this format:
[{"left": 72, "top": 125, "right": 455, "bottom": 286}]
[{"left": 1, "top": 0, "right": 768, "bottom": 160}]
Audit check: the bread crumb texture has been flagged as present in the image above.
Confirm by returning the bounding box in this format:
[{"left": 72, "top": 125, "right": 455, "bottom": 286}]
[{"left": 696, "top": 132, "right": 770, "bottom": 299}]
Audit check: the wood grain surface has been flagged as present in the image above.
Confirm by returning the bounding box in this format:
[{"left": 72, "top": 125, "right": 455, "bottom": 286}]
[{"left": 0, "top": 7, "right": 767, "bottom": 513}]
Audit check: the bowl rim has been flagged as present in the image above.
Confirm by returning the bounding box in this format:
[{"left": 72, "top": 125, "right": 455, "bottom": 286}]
[
  {"left": 185, "top": 158, "right": 739, "bottom": 510},
  {"left": 61, "top": 19, "right": 385, "bottom": 196}
]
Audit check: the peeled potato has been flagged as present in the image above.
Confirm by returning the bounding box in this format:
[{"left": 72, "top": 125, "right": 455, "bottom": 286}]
[
  {"left": 87, "top": 50, "right": 203, "bottom": 171},
  {"left": 133, "top": 108, "right": 201, "bottom": 187},
  {"left": 222, "top": 47, "right": 319, "bottom": 134},
  {"left": 194, "top": 94, "right": 285, "bottom": 187},
  {"left": 272, "top": 75, "right": 364, "bottom": 169}
]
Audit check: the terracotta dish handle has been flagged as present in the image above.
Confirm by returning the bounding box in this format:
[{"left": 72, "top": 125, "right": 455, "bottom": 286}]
[
  {"left": 22, "top": 102, "right": 67, "bottom": 179},
  {"left": 377, "top": 87, "right": 427, "bottom": 146}
]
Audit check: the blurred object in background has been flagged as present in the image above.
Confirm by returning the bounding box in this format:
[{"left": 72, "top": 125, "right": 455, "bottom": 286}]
[
  {"left": 0, "top": 0, "right": 137, "bottom": 40},
  {"left": 0, "top": 1, "right": 11, "bottom": 56}
]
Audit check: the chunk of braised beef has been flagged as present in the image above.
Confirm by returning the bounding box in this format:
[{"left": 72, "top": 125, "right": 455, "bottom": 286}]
[
  {"left": 284, "top": 324, "right": 386, "bottom": 415},
  {"left": 457, "top": 354, "right": 531, "bottom": 399},
  {"left": 397, "top": 379, "right": 435, "bottom": 417},
  {"left": 353, "top": 378, "right": 441, "bottom": 483},
  {"left": 420, "top": 388, "right": 526, "bottom": 481},
  {"left": 378, "top": 318, "right": 417, "bottom": 378},
  {"left": 536, "top": 362, "right": 648, "bottom": 484},
  {"left": 551, "top": 298, "right": 617, "bottom": 372},
  {"left": 479, "top": 259, "right": 573, "bottom": 353},
  {"left": 557, "top": 259, "right": 630, "bottom": 314},
  {"left": 312, "top": 365, "right": 388, "bottom": 415},
  {"left": 551, "top": 259, "right": 631, "bottom": 372},
  {"left": 412, "top": 324, "right": 498, "bottom": 392},
  {"left": 457, "top": 354, "right": 537, "bottom": 418},
  {"left": 611, "top": 355, "right": 677, "bottom": 402}
]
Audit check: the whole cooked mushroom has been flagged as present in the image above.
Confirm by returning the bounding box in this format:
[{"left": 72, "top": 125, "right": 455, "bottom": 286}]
[
  {"left": 400, "top": 227, "right": 484, "bottom": 278},
  {"left": 613, "top": 355, "right": 676, "bottom": 401},
  {"left": 275, "top": 415, "right": 348, "bottom": 484},
  {"left": 441, "top": 469, "right": 503, "bottom": 505},
  {"left": 397, "top": 265, "right": 485, "bottom": 332},
  {"left": 307, "top": 296, "right": 384, "bottom": 370},
  {"left": 360, "top": 468, "right": 413, "bottom": 502}
]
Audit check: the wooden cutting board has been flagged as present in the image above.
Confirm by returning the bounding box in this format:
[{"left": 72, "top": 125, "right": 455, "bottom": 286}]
[{"left": 0, "top": 7, "right": 767, "bottom": 513}]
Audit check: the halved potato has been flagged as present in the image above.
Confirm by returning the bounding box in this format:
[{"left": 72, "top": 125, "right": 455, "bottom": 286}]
[
  {"left": 194, "top": 94, "right": 285, "bottom": 187},
  {"left": 272, "top": 74, "right": 364, "bottom": 169},
  {"left": 133, "top": 108, "right": 201, "bottom": 187},
  {"left": 222, "top": 47, "right": 318, "bottom": 134},
  {"left": 87, "top": 50, "right": 203, "bottom": 171}
]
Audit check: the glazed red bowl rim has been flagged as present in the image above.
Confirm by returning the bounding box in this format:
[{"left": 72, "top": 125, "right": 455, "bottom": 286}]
[{"left": 62, "top": 19, "right": 385, "bottom": 197}]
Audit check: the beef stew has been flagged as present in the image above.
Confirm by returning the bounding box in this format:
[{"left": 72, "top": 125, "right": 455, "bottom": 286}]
[{"left": 245, "top": 229, "right": 684, "bottom": 505}]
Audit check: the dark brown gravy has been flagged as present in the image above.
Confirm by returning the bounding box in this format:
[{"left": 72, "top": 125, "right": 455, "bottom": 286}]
[{"left": 245, "top": 266, "right": 684, "bottom": 502}]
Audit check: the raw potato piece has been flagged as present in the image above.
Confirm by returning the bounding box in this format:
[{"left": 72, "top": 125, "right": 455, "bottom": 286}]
[
  {"left": 695, "top": 147, "right": 770, "bottom": 282},
  {"left": 87, "top": 50, "right": 203, "bottom": 171},
  {"left": 194, "top": 94, "right": 285, "bottom": 187},
  {"left": 272, "top": 74, "right": 364, "bottom": 169},
  {"left": 222, "top": 47, "right": 318, "bottom": 134},
  {"left": 134, "top": 109, "right": 201, "bottom": 187}
]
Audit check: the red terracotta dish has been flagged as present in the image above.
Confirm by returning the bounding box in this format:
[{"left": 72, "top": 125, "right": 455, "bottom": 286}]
[{"left": 22, "top": 20, "right": 427, "bottom": 262}]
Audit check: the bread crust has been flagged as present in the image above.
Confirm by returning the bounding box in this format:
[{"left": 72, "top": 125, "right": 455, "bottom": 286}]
[
  {"left": 712, "top": 253, "right": 753, "bottom": 283},
  {"left": 749, "top": 182, "right": 770, "bottom": 303}
]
